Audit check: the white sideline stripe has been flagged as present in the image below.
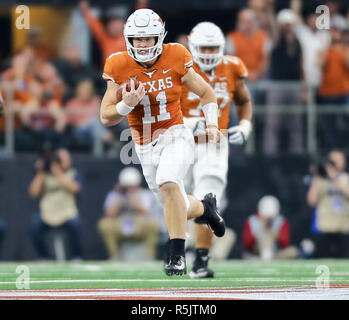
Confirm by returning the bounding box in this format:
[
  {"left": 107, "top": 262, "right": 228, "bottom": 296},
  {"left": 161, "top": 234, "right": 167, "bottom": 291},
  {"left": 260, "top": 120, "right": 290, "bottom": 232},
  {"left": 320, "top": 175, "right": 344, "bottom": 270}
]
[{"left": 1, "top": 278, "right": 349, "bottom": 285}]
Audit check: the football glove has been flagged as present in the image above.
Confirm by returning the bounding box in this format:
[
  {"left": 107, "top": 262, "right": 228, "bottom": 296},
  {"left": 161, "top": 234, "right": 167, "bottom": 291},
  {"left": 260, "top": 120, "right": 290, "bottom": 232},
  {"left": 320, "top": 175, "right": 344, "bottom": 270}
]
[
  {"left": 228, "top": 119, "right": 252, "bottom": 145},
  {"left": 193, "top": 119, "right": 206, "bottom": 136}
]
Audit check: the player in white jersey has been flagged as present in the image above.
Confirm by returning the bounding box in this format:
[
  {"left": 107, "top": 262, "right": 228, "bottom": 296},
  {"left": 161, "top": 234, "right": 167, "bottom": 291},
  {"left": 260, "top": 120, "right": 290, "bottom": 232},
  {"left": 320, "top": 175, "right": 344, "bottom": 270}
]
[{"left": 180, "top": 22, "right": 254, "bottom": 278}]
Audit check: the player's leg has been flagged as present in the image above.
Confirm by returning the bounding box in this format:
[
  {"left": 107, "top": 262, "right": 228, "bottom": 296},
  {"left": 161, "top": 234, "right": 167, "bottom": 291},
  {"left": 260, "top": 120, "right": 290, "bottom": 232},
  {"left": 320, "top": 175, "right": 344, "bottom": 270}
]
[
  {"left": 157, "top": 126, "right": 225, "bottom": 275},
  {"left": 135, "top": 137, "right": 188, "bottom": 274},
  {"left": 190, "top": 176, "right": 225, "bottom": 278},
  {"left": 190, "top": 139, "right": 228, "bottom": 278},
  {"left": 160, "top": 182, "right": 188, "bottom": 239},
  {"left": 156, "top": 132, "right": 194, "bottom": 275},
  {"left": 195, "top": 224, "right": 213, "bottom": 249},
  {"left": 136, "top": 126, "right": 225, "bottom": 275}
]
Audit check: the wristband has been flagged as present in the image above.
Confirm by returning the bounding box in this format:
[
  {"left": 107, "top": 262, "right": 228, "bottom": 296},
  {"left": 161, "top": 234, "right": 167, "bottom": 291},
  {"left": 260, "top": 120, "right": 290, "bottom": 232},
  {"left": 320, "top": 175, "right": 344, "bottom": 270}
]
[
  {"left": 239, "top": 119, "right": 252, "bottom": 138},
  {"left": 202, "top": 102, "right": 218, "bottom": 127},
  {"left": 116, "top": 100, "right": 134, "bottom": 116}
]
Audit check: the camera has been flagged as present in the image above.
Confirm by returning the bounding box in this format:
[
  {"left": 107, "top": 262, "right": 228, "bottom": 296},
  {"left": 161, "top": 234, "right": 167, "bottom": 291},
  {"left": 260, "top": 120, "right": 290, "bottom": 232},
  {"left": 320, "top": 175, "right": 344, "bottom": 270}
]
[
  {"left": 39, "top": 145, "right": 60, "bottom": 172},
  {"left": 310, "top": 156, "right": 335, "bottom": 179}
]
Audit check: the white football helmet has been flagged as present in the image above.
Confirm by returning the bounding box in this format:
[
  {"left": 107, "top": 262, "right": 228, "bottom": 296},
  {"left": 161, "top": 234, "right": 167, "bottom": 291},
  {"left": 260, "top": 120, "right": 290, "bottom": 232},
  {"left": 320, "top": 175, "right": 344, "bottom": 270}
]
[
  {"left": 124, "top": 9, "right": 167, "bottom": 63},
  {"left": 188, "top": 22, "right": 225, "bottom": 72}
]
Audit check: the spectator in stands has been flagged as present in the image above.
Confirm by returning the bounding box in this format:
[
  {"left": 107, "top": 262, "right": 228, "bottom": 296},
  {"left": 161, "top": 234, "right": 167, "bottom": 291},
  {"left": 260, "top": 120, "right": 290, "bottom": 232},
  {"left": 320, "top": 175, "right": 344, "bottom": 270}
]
[
  {"left": 317, "top": 19, "right": 349, "bottom": 150},
  {"left": 25, "top": 26, "right": 57, "bottom": 62},
  {"left": 290, "top": 0, "right": 330, "bottom": 90},
  {"left": 242, "top": 195, "right": 299, "bottom": 260},
  {"left": 226, "top": 8, "right": 271, "bottom": 82},
  {"left": 28, "top": 148, "right": 83, "bottom": 260},
  {"left": 0, "top": 51, "right": 38, "bottom": 148},
  {"left": 65, "top": 78, "right": 106, "bottom": 150},
  {"left": 98, "top": 167, "right": 159, "bottom": 261},
  {"left": 248, "top": 0, "right": 276, "bottom": 38},
  {"left": 307, "top": 149, "right": 349, "bottom": 258},
  {"left": 18, "top": 61, "right": 67, "bottom": 151},
  {"left": 79, "top": 0, "right": 126, "bottom": 63},
  {"left": 325, "top": 0, "right": 348, "bottom": 23},
  {"left": 1, "top": 51, "right": 36, "bottom": 108},
  {"left": 0, "top": 219, "right": 6, "bottom": 261},
  {"left": 52, "top": 44, "right": 98, "bottom": 100},
  {"left": 262, "top": 9, "right": 304, "bottom": 156}
]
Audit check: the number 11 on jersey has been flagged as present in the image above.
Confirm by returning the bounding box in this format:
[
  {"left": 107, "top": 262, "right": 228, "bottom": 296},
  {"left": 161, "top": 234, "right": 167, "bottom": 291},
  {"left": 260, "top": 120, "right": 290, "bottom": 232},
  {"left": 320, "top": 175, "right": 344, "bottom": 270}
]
[{"left": 140, "top": 91, "right": 170, "bottom": 124}]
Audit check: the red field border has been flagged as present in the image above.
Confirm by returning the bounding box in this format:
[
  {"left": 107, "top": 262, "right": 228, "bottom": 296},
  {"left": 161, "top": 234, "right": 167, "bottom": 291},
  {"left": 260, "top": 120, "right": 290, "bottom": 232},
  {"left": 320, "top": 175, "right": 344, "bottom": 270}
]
[{"left": 0, "top": 285, "right": 348, "bottom": 300}]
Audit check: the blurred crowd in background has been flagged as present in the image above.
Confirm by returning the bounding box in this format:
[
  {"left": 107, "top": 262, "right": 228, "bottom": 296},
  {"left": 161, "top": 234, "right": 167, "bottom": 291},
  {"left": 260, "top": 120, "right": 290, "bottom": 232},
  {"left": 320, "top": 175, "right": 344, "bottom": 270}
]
[
  {"left": 0, "top": 0, "right": 349, "bottom": 155},
  {"left": 0, "top": 0, "right": 349, "bottom": 262}
]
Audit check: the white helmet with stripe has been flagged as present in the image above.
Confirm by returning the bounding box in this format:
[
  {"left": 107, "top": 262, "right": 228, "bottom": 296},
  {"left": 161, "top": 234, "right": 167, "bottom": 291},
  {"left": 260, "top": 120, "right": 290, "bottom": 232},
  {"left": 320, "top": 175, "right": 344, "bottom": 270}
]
[
  {"left": 188, "top": 22, "right": 225, "bottom": 72},
  {"left": 124, "top": 9, "right": 167, "bottom": 63}
]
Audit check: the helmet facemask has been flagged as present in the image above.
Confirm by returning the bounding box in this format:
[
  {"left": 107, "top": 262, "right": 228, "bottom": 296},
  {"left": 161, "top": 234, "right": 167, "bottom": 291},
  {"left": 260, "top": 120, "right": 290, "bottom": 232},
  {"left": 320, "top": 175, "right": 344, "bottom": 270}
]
[
  {"left": 125, "top": 32, "right": 167, "bottom": 63},
  {"left": 190, "top": 45, "right": 224, "bottom": 72}
]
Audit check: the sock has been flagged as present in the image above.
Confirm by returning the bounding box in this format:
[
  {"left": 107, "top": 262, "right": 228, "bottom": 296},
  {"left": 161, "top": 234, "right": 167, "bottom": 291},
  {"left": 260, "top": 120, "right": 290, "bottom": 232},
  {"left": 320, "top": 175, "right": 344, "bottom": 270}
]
[
  {"left": 196, "top": 248, "right": 209, "bottom": 258},
  {"left": 170, "top": 238, "right": 185, "bottom": 256}
]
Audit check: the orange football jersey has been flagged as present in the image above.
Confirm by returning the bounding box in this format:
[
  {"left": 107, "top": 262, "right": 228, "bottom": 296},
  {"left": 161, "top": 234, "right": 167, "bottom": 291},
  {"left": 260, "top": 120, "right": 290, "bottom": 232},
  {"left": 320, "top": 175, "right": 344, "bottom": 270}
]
[
  {"left": 181, "top": 55, "right": 248, "bottom": 130},
  {"left": 103, "top": 43, "right": 193, "bottom": 145}
]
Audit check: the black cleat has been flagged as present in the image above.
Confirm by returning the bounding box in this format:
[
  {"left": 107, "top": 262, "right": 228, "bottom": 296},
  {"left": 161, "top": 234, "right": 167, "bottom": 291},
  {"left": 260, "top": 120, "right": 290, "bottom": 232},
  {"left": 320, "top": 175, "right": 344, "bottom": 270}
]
[
  {"left": 165, "top": 255, "right": 187, "bottom": 276},
  {"left": 194, "top": 193, "right": 225, "bottom": 237},
  {"left": 189, "top": 254, "right": 214, "bottom": 279}
]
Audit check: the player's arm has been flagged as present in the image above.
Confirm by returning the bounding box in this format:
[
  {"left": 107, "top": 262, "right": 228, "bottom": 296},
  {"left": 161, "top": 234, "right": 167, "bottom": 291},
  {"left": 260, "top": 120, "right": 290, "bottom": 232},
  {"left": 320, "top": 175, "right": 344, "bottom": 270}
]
[
  {"left": 79, "top": 0, "right": 108, "bottom": 44},
  {"left": 182, "top": 68, "right": 220, "bottom": 143},
  {"left": 228, "top": 78, "right": 253, "bottom": 145},
  {"left": 100, "top": 80, "right": 145, "bottom": 126}
]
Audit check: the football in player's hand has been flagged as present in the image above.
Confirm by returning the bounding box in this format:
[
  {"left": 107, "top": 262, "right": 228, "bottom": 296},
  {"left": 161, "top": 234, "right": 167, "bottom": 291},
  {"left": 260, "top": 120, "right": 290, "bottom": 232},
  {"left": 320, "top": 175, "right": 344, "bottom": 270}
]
[{"left": 116, "top": 79, "right": 141, "bottom": 102}]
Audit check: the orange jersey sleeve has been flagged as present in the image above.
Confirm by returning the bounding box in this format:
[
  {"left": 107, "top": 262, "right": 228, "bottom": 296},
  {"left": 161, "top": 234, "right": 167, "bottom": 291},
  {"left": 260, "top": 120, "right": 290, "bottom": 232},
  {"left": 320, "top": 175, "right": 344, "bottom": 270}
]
[
  {"left": 103, "top": 51, "right": 128, "bottom": 84},
  {"left": 102, "top": 44, "right": 194, "bottom": 145},
  {"left": 181, "top": 55, "right": 248, "bottom": 130},
  {"left": 172, "top": 43, "right": 193, "bottom": 76}
]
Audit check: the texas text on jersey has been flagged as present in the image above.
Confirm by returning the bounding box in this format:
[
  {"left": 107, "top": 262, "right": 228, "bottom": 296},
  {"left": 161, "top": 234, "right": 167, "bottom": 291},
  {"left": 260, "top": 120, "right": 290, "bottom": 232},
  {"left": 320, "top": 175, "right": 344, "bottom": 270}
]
[{"left": 103, "top": 43, "right": 193, "bottom": 145}]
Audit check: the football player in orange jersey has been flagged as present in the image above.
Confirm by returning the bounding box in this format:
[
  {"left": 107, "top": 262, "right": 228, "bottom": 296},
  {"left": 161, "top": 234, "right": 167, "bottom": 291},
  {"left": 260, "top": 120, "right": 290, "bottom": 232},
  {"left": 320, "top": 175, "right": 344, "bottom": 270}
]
[
  {"left": 100, "top": 9, "right": 225, "bottom": 276},
  {"left": 181, "top": 22, "right": 254, "bottom": 278}
]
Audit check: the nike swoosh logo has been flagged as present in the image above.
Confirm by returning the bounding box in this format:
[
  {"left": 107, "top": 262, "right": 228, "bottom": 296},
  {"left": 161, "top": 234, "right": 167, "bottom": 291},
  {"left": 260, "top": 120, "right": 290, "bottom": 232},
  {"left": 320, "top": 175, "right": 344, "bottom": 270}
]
[
  {"left": 163, "top": 68, "right": 172, "bottom": 74},
  {"left": 176, "top": 260, "right": 185, "bottom": 270},
  {"left": 152, "top": 140, "right": 158, "bottom": 147},
  {"left": 216, "top": 213, "right": 223, "bottom": 222}
]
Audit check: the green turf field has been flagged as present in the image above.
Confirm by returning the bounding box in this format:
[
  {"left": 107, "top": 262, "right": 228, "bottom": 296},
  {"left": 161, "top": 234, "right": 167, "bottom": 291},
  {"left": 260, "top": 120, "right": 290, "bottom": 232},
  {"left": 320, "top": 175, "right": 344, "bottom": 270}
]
[{"left": 0, "top": 259, "right": 348, "bottom": 290}]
